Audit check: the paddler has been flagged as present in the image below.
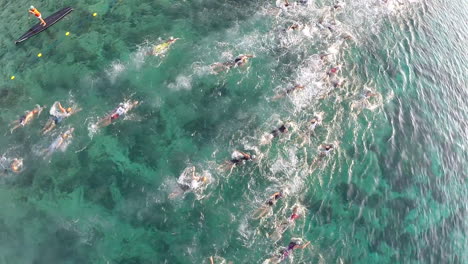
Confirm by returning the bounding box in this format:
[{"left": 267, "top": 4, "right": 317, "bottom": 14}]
[{"left": 29, "top": 6, "right": 46, "bottom": 26}]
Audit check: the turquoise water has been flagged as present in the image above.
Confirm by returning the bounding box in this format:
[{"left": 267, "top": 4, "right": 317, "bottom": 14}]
[{"left": 0, "top": 0, "right": 466, "bottom": 263}]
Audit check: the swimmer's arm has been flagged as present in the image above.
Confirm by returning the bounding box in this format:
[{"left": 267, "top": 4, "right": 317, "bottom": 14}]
[
  {"left": 271, "top": 192, "right": 280, "bottom": 198},
  {"left": 57, "top": 102, "right": 67, "bottom": 113},
  {"left": 191, "top": 167, "right": 197, "bottom": 180},
  {"left": 238, "top": 151, "right": 250, "bottom": 157},
  {"left": 299, "top": 241, "right": 311, "bottom": 249},
  {"left": 209, "top": 256, "right": 214, "bottom": 264}
]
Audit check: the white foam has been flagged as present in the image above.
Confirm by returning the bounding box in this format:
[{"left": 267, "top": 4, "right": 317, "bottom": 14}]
[
  {"left": 167, "top": 75, "right": 192, "bottom": 91},
  {"left": 105, "top": 61, "right": 126, "bottom": 84}
]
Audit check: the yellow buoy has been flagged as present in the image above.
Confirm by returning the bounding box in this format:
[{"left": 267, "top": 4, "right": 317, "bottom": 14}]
[
  {"left": 65, "top": 32, "right": 70, "bottom": 36},
  {"left": 37, "top": 53, "right": 42, "bottom": 57},
  {"left": 10, "top": 76, "right": 15, "bottom": 80},
  {"left": 93, "top": 12, "right": 97, "bottom": 17}
]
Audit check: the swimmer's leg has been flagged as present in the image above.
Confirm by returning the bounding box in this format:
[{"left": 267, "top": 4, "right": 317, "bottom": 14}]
[
  {"left": 252, "top": 206, "right": 271, "bottom": 219},
  {"left": 97, "top": 117, "right": 112, "bottom": 128},
  {"left": 270, "top": 221, "right": 289, "bottom": 241},
  {"left": 219, "top": 161, "right": 235, "bottom": 171},
  {"left": 168, "top": 187, "right": 184, "bottom": 199},
  {"left": 41, "top": 119, "right": 56, "bottom": 135},
  {"left": 10, "top": 124, "right": 21, "bottom": 134}
]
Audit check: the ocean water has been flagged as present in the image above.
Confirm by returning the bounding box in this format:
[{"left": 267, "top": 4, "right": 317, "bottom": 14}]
[{"left": 0, "top": 0, "right": 466, "bottom": 263}]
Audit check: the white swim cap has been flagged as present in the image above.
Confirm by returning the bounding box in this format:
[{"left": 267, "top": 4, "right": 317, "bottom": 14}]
[{"left": 30, "top": 5, "right": 35, "bottom": 9}]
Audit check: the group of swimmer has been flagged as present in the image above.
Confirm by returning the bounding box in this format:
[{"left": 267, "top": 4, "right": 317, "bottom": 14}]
[
  {"left": 203, "top": 1, "right": 385, "bottom": 262},
  {"left": 17, "top": 1, "right": 389, "bottom": 263},
  {"left": 2, "top": 99, "right": 139, "bottom": 175}
]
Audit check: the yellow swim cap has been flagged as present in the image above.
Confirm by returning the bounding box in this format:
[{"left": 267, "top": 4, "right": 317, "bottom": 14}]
[{"left": 67, "top": 107, "right": 72, "bottom": 113}]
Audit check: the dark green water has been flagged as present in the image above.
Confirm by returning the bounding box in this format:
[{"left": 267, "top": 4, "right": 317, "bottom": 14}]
[{"left": 0, "top": 0, "right": 466, "bottom": 263}]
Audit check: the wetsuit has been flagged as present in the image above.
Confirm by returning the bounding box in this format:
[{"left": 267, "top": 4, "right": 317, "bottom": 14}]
[
  {"left": 111, "top": 105, "right": 126, "bottom": 120},
  {"left": 329, "top": 67, "right": 339, "bottom": 75},
  {"left": 290, "top": 213, "right": 300, "bottom": 221},
  {"left": 266, "top": 192, "right": 283, "bottom": 206},
  {"left": 280, "top": 241, "right": 300, "bottom": 261},
  {"left": 271, "top": 125, "right": 287, "bottom": 138},
  {"left": 230, "top": 155, "right": 250, "bottom": 165},
  {"left": 234, "top": 57, "right": 243, "bottom": 66},
  {"left": 52, "top": 115, "right": 64, "bottom": 124},
  {"left": 19, "top": 115, "right": 27, "bottom": 125}
]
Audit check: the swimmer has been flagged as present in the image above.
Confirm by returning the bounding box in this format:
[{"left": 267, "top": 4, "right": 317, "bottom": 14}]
[
  {"left": 42, "top": 102, "right": 78, "bottom": 135},
  {"left": 351, "top": 89, "right": 382, "bottom": 111},
  {"left": 286, "top": 23, "right": 301, "bottom": 31},
  {"left": 252, "top": 191, "right": 284, "bottom": 219},
  {"left": 279, "top": 0, "right": 296, "bottom": 8},
  {"left": 43, "top": 127, "right": 74, "bottom": 157},
  {"left": 298, "top": 115, "right": 322, "bottom": 146},
  {"left": 211, "top": 54, "right": 254, "bottom": 74},
  {"left": 97, "top": 100, "right": 139, "bottom": 128},
  {"left": 333, "top": 1, "right": 345, "bottom": 10},
  {"left": 319, "top": 53, "right": 331, "bottom": 61},
  {"left": 331, "top": 78, "right": 345, "bottom": 88},
  {"left": 10, "top": 105, "right": 45, "bottom": 134},
  {"left": 269, "top": 206, "right": 301, "bottom": 241},
  {"left": 342, "top": 32, "right": 353, "bottom": 40},
  {"left": 316, "top": 18, "right": 336, "bottom": 32},
  {"left": 209, "top": 256, "right": 233, "bottom": 264},
  {"left": 10, "top": 158, "right": 23, "bottom": 173},
  {"left": 220, "top": 150, "right": 254, "bottom": 171},
  {"left": 364, "top": 89, "right": 379, "bottom": 99},
  {"left": 29, "top": 6, "right": 46, "bottom": 26},
  {"left": 309, "top": 116, "right": 322, "bottom": 131},
  {"left": 150, "top": 37, "right": 180, "bottom": 56},
  {"left": 260, "top": 123, "right": 289, "bottom": 145},
  {"left": 168, "top": 166, "right": 209, "bottom": 199},
  {"left": 265, "top": 238, "right": 310, "bottom": 263},
  {"left": 276, "top": 239, "right": 310, "bottom": 262},
  {"left": 0, "top": 156, "right": 24, "bottom": 174},
  {"left": 309, "top": 143, "right": 336, "bottom": 167},
  {"left": 319, "top": 143, "right": 334, "bottom": 157},
  {"left": 272, "top": 84, "right": 305, "bottom": 100},
  {"left": 271, "top": 124, "right": 288, "bottom": 138},
  {"left": 327, "top": 64, "right": 342, "bottom": 77},
  {"left": 233, "top": 54, "right": 254, "bottom": 67},
  {"left": 289, "top": 205, "right": 300, "bottom": 221}
]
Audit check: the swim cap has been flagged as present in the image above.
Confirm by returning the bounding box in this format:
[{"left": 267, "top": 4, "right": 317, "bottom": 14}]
[
  {"left": 30, "top": 6, "right": 35, "bottom": 9},
  {"left": 202, "top": 177, "right": 207, "bottom": 182},
  {"left": 66, "top": 107, "right": 72, "bottom": 113},
  {"left": 11, "top": 159, "right": 23, "bottom": 172}
]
